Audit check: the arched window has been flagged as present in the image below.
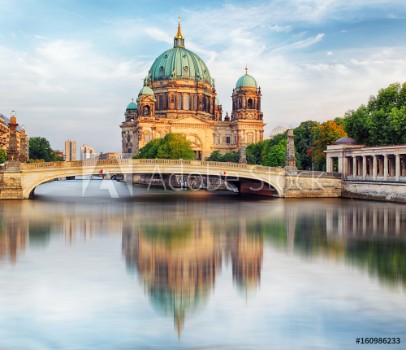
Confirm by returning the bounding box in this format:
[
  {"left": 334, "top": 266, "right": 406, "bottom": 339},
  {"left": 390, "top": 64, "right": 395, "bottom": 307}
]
[
  {"left": 248, "top": 98, "right": 253, "bottom": 109},
  {"left": 238, "top": 98, "right": 242, "bottom": 109},
  {"left": 143, "top": 106, "right": 150, "bottom": 116}
]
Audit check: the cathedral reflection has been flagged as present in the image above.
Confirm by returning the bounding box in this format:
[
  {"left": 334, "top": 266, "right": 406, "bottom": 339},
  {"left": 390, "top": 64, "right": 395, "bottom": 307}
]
[{"left": 122, "top": 216, "right": 264, "bottom": 335}]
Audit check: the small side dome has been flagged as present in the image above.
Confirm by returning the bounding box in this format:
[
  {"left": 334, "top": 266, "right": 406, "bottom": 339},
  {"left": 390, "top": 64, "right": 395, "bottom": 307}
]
[
  {"left": 126, "top": 99, "right": 138, "bottom": 110},
  {"left": 333, "top": 137, "right": 357, "bottom": 145},
  {"left": 139, "top": 86, "right": 154, "bottom": 96},
  {"left": 236, "top": 67, "right": 257, "bottom": 88}
]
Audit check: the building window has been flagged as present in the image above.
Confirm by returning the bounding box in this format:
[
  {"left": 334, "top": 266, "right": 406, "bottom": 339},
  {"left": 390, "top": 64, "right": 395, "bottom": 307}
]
[
  {"left": 177, "top": 93, "right": 182, "bottom": 110},
  {"left": 226, "top": 136, "right": 231, "bottom": 145},
  {"left": 158, "top": 95, "right": 164, "bottom": 110},
  {"left": 183, "top": 94, "right": 189, "bottom": 110},
  {"left": 248, "top": 98, "right": 253, "bottom": 108}
]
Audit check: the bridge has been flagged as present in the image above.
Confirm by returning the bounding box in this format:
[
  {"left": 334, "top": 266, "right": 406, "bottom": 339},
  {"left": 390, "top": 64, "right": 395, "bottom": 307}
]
[{"left": 0, "top": 158, "right": 342, "bottom": 199}]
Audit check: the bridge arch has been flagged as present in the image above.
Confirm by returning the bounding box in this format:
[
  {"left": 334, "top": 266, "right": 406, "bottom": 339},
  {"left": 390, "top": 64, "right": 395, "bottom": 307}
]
[{"left": 19, "top": 159, "right": 286, "bottom": 199}]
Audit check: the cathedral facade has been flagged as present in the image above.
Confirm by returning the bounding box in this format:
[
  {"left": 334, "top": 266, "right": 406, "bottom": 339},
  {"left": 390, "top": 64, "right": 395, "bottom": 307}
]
[{"left": 120, "top": 22, "right": 265, "bottom": 159}]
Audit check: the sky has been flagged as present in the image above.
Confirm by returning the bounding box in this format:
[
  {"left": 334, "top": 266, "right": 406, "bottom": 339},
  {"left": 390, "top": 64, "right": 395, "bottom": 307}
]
[{"left": 0, "top": 0, "right": 405, "bottom": 153}]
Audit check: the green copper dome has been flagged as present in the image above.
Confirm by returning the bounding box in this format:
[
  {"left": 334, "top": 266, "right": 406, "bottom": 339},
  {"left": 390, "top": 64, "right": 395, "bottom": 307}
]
[
  {"left": 139, "top": 85, "right": 154, "bottom": 96},
  {"left": 148, "top": 47, "right": 212, "bottom": 84},
  {"left": 236, "top": 72, "right": 257, "bottom": 88},
  {"left": 126, "top": 100, "right": 138, "bottom": 110},
  {"left": 147, "top": 22, "right": 212, "bottom": 85}
]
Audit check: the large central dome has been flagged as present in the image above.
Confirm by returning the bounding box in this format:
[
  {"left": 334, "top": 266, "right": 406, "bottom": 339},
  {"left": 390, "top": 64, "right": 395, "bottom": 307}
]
[{"left": 147, "top": 22, "right": 212, "bottom": 85}]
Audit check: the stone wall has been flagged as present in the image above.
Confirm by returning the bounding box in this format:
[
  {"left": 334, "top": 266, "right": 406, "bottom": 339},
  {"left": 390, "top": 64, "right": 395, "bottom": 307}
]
[
  {"left": 284, "top": 173, "right": 342, "bottom": 198},
  {"left": 342, "top": 181, "right": 406, "bottom": 203}
]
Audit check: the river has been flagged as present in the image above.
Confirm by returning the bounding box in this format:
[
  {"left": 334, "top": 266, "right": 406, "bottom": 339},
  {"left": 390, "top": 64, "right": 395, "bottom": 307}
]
[{"left": 0, "top": 179, "right": 405, "bottom": 349}]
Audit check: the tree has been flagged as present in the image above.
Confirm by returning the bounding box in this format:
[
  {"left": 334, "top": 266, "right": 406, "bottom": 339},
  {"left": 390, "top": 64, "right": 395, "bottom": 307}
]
[
  {"left": 133, "top": 138, "right": 163, "bottom": 159},
  {"left": 156, "top": 133, "right": 195, "bottom": 159},
  {"left": 206, "top": 150, "right": 239, "bottom": 163},
  {"left": 206, "top": 150, "right": 223, "bottom": 161},
  {"left": 294, "top": 120, "right": 319, "bottom": 170},
  {"left": 222, "top": 151, "right": 239, "bottom": 163},
  {"left": 134, "top": 133, "right": 195, "bottom": 160},
  {"left": 344, "top": 82, "right": 406, "bottom": 146},
  {"left": 308, "top": 120, "right": 347, "bottom": 170},
  {"left": 246, "top": 140, "right": 265, "bottom": 165},
  {"left": 29, "top": 137, "right": 56, "bottom": 162},
  {"left": 261, "top": 134, "right": 287, "bottom": 167},
  {"left": 0, "top": 149, "right": 6, "bottom": 163}
]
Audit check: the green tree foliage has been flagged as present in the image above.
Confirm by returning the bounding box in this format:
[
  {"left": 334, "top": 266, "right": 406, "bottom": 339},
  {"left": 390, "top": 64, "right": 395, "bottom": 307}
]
[
  {"left": 134, "top": 133, "right": 195, "bottom": 160},
  {"left": 133, "top": 138, "right": 163, "bottom": 159},
  {"left": 246, "top": 140, "right": 265, "bottom": 164},
  {"left": 293, "top": 120, "right": 319, "bottom": 170},
  {"left": 29, "top": 137, "right": 59, "bottom": 162},
  {"left": 156, "top": 133, "right": 195, "bottom": 159},
  {"left": 0, "top": 149, "right": 6, "bottom": 163},
  {"left": 207, "top": 133, "right": 288, "bottom": 167},
  {"left": 206, "top": 150, "right": 239, "bottom": 163},
  {"left": 345, "top": 82, "right": 406, "bottom": 145},
  {"left": 308, "top": 120, "right": 347, "bottom": 170},
  {"left": 261, "top": 133, "right": 287, "bottom": 167},
  {"left": 206, "top": 150, "right": 223, "bottom": 161}
]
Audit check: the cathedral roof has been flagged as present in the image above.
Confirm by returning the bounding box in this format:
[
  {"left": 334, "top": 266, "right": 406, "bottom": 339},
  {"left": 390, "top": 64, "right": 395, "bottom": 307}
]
[
  {"left": 139, "top": 85, "right": 155, "bottom": 96},
  {"left": 236, "top": 67, "right": 257, "bottom": 88},
  {"left": 147, "top": 22, "right": 212, "bottom": 85},
  {"left": 126, "top": 99, "right": 138, "bottom": 110}
]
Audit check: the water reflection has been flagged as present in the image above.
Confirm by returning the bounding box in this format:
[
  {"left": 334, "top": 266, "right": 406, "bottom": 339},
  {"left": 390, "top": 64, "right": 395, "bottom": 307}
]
[
  {"left": 0, "top": 189, "right": 405, "bottom": 338},
  {"left": 0, "top": 203, "right": 28, "bottom": 264},
  {"left": 122, "top": 213, "right": 263, "bottom": 335}
]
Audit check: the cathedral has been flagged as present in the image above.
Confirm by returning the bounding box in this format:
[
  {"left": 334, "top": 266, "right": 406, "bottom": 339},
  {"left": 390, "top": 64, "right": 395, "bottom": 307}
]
[{"left": 120, "top": 21, "right": 265, "bottom": 159}]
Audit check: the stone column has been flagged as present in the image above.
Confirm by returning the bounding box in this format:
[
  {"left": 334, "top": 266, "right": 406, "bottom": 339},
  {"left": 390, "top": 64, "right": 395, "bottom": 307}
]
[
  {"left": 362, "top": 156, "right": 366, "bottom": 180},
  {"left": 326, "top": 155, "right": 333, "bottom": 173},
  {"left": 372, "top": 155, "right": 377, "bottom": 180},
  {"left": 352, "top": 157, "right": 357, "bottom": 177},
  {"left": 338, "top": 155, "right": 343, "bottom": 174},
  {"left": 383, "top": 154, "right": 388, "bottom": 180},
  {"left": 395, "top": 154, "right": 400, "bottom": 181}
]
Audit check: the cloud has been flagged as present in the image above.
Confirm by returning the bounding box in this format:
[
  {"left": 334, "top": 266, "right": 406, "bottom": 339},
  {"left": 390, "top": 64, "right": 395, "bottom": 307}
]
[
  {"left": 272, "top": 33, "right": 325, "bottom": 52},
  {"left": 1, "top": 0, "right": 406, "bottom": 149}
]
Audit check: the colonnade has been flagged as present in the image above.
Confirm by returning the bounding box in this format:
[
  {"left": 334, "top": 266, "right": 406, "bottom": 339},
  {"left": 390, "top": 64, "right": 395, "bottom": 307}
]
[{"left": 326, "top": 145, "right": 406, "bottom": 182}]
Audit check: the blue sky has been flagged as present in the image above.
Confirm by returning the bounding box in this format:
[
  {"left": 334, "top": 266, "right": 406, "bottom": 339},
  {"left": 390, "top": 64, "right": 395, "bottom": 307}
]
[{"left": 0, "top": 0, "right": 405, "bottom": 153}]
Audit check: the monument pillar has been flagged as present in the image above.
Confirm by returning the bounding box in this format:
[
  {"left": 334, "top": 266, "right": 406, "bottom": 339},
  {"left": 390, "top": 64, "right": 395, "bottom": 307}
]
[{"left": 285, "top": 129, "right": 297, "bottom": 175}]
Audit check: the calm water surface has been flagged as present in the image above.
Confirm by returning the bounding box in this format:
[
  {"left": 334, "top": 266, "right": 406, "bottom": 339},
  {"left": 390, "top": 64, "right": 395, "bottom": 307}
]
[{"left": 0, "top": 180, "right": 405, "bottom": 350}]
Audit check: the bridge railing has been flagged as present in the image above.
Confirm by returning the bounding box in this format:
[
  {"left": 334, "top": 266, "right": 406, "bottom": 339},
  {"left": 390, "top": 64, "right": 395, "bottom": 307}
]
[{"left": 20, "top": 158, "right": 285, "bottom": 173}]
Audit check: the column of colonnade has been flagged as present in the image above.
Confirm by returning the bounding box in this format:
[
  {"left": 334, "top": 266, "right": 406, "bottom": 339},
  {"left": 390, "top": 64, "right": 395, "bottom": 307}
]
[{"left": 341, "top": 152, "right": 406, "bottom": 181}]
